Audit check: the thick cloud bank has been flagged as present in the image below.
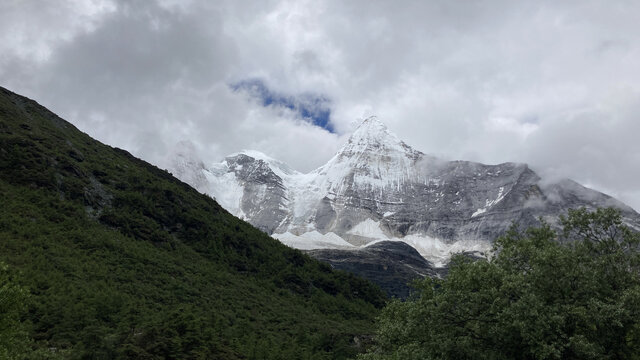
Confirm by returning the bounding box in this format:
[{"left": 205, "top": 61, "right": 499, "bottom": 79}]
[{"left": 2, "top": 0, "right": 639, "bottom": 210}]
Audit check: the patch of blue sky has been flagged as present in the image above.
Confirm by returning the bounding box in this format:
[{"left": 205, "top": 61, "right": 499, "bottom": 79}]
[{"left": 231, "top": 79, "right": 334, "bottom": 133}]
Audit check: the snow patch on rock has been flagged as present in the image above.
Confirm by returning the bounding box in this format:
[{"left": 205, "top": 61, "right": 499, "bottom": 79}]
[
  {"left": 347, "top": 219, "right": 389, "bottom": 239},
  {"left": 274, "top": 231, "right": 355, "bottom": 250},
  {"left": 203, "top": 168, "right": 245, "bottom": 218},
  {"left": 471, "top": 208, "right": 487, "bottom": 217}
]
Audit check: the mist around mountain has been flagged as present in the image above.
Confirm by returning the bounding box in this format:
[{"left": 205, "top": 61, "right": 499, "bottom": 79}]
[
  {"left": 171, "top": 116, "right": 640, "bottom": 268},
  {"left": 0, "top": 86, "right": 386, "bottom": 359}
]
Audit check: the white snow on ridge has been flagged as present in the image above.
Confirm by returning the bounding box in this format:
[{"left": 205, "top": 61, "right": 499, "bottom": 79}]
[
  {"left": 307, "top": 116, "right": 424, "bottom": 197},
  {"left": 276, "top": 227, "right": 491, "bottom": 267},
  {"left": 472, "top": 186, "right": 508, "bottom": 217},
  {"left": 233, "top": 149, "right": 301, "bottom": 178},
  {"left": 347, "top": 219, "right": 389, "bottom": 239},
  {"left": 203, "top": 169, "right": 245, "bottom": 218},
  {"left": 276, "top": 217, "right": 491, "bottom": 267},
  {"left": 485, "top": 186, "right": 506, "bottom": 207},
  {"left": 274, "top": 231, "right": 354, "bottom": 250},
  {"left": 471, "top": 208, "right": 487, "bottom": 217},
  {"left": 395, "top": 235, "right": 491, "bottom": 267}
]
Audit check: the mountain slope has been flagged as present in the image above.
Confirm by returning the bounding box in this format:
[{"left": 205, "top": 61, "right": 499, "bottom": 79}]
[
  {"left": 0, "top": 86, "right": 386, "bottom": 359},
  {"left": 177, "top": 117, "right": 640, "bottom": 266}
]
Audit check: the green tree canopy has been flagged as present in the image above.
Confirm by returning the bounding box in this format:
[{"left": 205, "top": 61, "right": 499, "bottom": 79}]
[
  {"left": 0, "top": 262, "right": 30, "bottom": 359},
  {"left": 360, "top": 208, "right": 640, "bottom": 360}
]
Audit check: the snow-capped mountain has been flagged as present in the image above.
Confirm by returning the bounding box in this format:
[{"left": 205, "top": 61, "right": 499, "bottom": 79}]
[{"left": 170, "top": 117, "right": 640, "bottom": 266}]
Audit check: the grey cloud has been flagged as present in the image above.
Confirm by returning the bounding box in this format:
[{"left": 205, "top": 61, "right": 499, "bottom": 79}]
[
  {"left": 2, "top": 0, "right": 640, "bottom": 210},
  {"left": 43, "top": 2, "right": 233, "bottom": 101}
]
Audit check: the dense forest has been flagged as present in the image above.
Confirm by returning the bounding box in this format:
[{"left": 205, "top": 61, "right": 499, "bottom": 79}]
[
  {"left": 360, "top": 208, "right": 640, "bottom": 359},
  {"left": 0, "top": 86, "right": 386, "bottom": 359}
]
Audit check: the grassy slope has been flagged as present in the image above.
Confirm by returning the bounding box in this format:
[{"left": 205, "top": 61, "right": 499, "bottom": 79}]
[{"left": 0, "top": 87, "right": 386, "bottom": 359}]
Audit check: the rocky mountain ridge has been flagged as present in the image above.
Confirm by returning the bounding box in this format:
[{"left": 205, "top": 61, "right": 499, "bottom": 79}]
[{"left": 171, "top": 117, "right": 640, "bottom": 267}]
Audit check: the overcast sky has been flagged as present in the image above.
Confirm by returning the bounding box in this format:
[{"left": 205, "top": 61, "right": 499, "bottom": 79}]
[{"left": 2, "top": 0, "right": 639, "bottom": 210}]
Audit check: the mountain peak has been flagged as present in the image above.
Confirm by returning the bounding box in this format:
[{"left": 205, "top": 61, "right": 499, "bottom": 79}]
[
  {"left": 355, "top": 115, "right": 387, "bottom": 131},
  {"left": 312, "top": 116, "right": 423, "bottom": 191},
  {"left": 350, "top": 116, "right": 392, "bottom": 142},
  {"left": 226, "top": 149, "right": 300, "bottom": 177},
  {"left": 339, "top": 116, "right": 418, "bottom": 160}
]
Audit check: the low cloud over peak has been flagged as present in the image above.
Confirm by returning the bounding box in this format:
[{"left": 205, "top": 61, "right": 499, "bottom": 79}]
[{"left": 1, "top": 0, "right": 639, "bottom": 210}]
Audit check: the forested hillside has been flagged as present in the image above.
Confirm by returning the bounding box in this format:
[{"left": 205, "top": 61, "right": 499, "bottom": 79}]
[{"left": 0, "top": 86, "right": 386, "bottom": 359}]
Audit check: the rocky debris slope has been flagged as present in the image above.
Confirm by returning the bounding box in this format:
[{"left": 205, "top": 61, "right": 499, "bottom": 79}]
[{"left": 307, "top": 241, "right": 443, "bottom": 299}]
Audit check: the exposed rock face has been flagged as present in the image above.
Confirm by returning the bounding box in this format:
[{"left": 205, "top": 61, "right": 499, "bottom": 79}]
[
  {"left": 170, "top": 117, "right": 640, "bottom": 265},
  {"left": 307, "top": 241, "right": 442, "bottom": 299},
  {"left": 221, "top": 153, "right": 289, "bottom": 233}
]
